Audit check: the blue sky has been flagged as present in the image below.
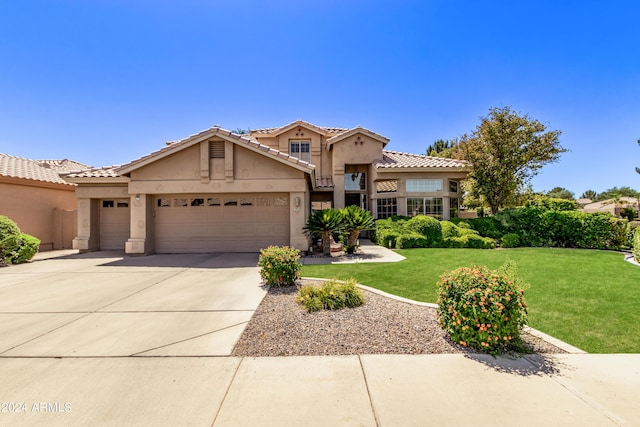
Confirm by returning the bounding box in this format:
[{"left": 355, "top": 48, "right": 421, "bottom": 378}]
[{"left": 1, "top": 0, "right": 638, "bottom": 196}]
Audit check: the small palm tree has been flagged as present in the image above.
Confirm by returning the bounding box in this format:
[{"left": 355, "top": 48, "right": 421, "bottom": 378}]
[
  {"left": 340, "top": 205, "right": 376, "bottom": 254},
  {"left": 303, "top": 209, "right": 344, "bottom": 256}
]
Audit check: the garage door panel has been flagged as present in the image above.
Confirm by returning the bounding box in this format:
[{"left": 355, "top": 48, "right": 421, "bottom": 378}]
[
  {"left": 155, "top": 194, "right": 290, "bottom": 253},
  {"left": 100, "top": 201, "right": 130, "bottom": 251}
]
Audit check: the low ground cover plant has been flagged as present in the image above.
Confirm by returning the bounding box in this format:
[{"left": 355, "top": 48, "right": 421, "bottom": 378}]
[
  {"left": 297, "top": 278, "right": 364, "bottom": 312},
  {"left": 436, "top": 262, "right": 528, "bottom": 355},
  {"left": 0, "top": 215, "right": 40, "bottom": 265},
  {"left": 257, "top": 246, "right": 301, "bottom": 286}
]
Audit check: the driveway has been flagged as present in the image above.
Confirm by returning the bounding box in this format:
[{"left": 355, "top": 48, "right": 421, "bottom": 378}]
[{"left": 0, "top": 251, "right": 265, "bottom": 357}]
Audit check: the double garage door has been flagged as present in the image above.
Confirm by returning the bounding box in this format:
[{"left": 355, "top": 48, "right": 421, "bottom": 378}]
[{"left": 154, "top": 193, "right": 290, "bottom": 253}]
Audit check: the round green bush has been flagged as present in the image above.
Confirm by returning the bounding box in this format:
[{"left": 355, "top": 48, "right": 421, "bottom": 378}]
[
  {"left": 500, "top": 233, "right": 521, "bottom": 248},
  {"left": 0, "top": 215, "right": 21, "bottom": 262},
  {"left": 257, "top": 246, "right": 301, "bottom": 286},
  {"left": 405, "top": 216, "right": 442, "bottom": 247},
  {"left": 437, "top": 262, "right": 528, "bottom": 355},
  {"left": 9, "top": 233, "right": 40, "bottom": 264}
]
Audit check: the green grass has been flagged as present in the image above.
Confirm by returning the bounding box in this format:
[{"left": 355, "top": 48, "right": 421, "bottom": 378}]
[{"left": 301, "top": 248, "right": 640, "bottom": 353}]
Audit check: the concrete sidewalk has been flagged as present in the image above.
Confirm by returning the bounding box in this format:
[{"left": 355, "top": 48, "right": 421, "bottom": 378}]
[{"left": 0, "top": 353, "right": 638, "bottom": 426}]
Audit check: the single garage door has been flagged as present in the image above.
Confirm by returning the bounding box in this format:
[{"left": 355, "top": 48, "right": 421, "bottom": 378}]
[
  {"left": 155, "top": 194, "right": 290, "bottom": 253},
  {"left": 100, "top": 199, "right": 130, "bottom": 250}
]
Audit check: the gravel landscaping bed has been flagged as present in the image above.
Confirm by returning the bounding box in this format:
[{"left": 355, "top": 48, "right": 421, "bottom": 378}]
[{"left": 232, "top": 280, "right": 567, "bottom": 357}]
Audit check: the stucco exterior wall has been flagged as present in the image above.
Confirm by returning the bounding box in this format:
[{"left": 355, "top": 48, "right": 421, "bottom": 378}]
[{"left": 0, "top": 179, "right": 77, "bottom": 250}]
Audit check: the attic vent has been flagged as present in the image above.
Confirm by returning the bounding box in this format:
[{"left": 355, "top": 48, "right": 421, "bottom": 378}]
[{"left": 209, "top": 141, "right": 225, "bottom": 159}]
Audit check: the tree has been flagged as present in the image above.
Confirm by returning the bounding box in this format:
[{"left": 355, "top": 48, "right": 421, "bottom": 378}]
[
  {"left": 340, "top": 205, "right": 375, "bottom": 254},
  {"left": 595, "top": 186, "right": 640, "bottom": 202},
  {"left": 303, "top": 209, "right": 344, "bottom": 256},
  {"left": 426, "top": 138, "right": 458, "bottom": 158},
  {"left": 546, "top": 187, "right": 574, "bottom": 200},
  {"left": 580, "top": 190, "right": 597, "bottom": 200},
  {"left": 456, "top": 107, "right": 566, "bottom": 214}
]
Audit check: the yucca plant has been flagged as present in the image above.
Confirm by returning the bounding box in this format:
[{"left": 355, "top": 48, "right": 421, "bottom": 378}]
[
  {"left": 340, "top": 205, "right": 376, "bottom": 254},
  {"left": 303, "top": 209, "right": 344, "bottom": 256}
]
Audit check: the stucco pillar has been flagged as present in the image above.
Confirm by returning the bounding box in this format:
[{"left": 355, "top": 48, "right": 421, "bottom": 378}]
[
  {"left": 443, "top": 197, "right": 451, "bottom": 220},
  {"left": 73, "top": 198, "right": 99, "bottom": 252},
  {"left": 290, "top": 191, "right": 308, "bottom": 252},
  {"left": 333, "top": 166, "right": 345, "bottom": 209},
  {"left": 125, "top": 194, "right": 152, "bottom": 255}
]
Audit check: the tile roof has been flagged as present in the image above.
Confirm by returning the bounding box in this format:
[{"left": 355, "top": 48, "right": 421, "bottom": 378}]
[
  {"left": 118, "top": 125, "right": 316, "bottom": 174},
  {"left": 251, "top": 120, "right": 349, "bottom": 136},
  {"left": 376, "top": 151, "right": 469, "bottom": 169},
  {"left": 315, "top": 176, "right": 334, "bottom": 189},
  {"left": 0, "top": 153, "right": 89, "bottom": 186},
  {"left": 63, "top": 166, "right": 122, "bottom": 179}
]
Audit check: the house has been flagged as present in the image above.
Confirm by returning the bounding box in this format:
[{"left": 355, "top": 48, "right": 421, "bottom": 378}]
[
  {"left": 63, "top": 120, "right": 468, "bottom": 254},
  {"left": 0, "top": 153, "right": 88, "bottom": 251},
  {"left": 582, "top": 197, "right": 639, "bottom": 218}
]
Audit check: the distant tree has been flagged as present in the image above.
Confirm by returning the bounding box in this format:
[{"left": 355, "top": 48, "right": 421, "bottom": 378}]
[
  {"left": 580, "top": 190, "right": 597, "bottom": 200},
  {"left": 595, "top": 186, "right": 640, "bottom": 202},
  {"left": 546, "top": 187, "right": 575, "bottom": 200},
  {"left": 456, "top": 107, "right": 566, "bottom": 214},
  {"left": 233, "top": 128, "right": 250, "bottom": 134},
  {"left": 426, "top": 138, "right": 458, "bottom": 158}
]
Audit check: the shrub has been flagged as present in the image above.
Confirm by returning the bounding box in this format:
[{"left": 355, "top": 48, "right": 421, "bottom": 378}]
[
  {"left": 620, "top": 207, "right": 636, "bottom": 221},
  {"left": 405, "top": 215, "right": 442, "bottom": 247},
  {"left": 8, "top": 233, "right": 40, "bottom": 264},
  {"left": 440, "top": 221, "right": 459, "bottom": 238},
  {"left": 500, "top": 233, "right": 521, "bottom": 248},
  {"left": 465, "top": 234, "right": 496, "bottom": 249},
  {"left": 0, "top": 215, "right": 21, "bottom": 263},
  {"left": 297, "top": 278, "right": 365, "bottom": 312},
  {"left": 396, "top": 232, "right": 428, "bottom": 249},
  {"left": 633, "top": 227, "right": 640, "bottom": 263},
  {"left": 628, "top": 221, "right": 640, "bottom": 248},
  {"left": 257, "top": 246, "right": 301, "bottom": 286},
  {"left": 436, "top": 262, "right": 528, "bottom": 355},
  {"left": 525, "top": 196, "right": 577, "bottom": 211},
  {"left": 467, "top": 217, "right": 503, "bottom": 239}
]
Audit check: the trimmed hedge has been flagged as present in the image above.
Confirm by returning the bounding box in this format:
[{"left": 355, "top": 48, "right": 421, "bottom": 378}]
[
  {"left": 500, "top": 233, "right": 521, "bottom": 248},
  {"left": 404, "top": 216, "right": 442, "bottom": 247},
  {"left": 257, "top": 246, "right": 301, "bottom": 286}
]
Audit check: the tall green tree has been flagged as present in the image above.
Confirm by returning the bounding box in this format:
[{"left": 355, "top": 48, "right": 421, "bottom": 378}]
[
  {"left": 456, "top": 107, "right": 566, "bottom": 214},
  {"left": 594, "top": 186, "right": 640, "bottom": 202},
  {"left": 546, "top": 187, "right": 574, "bottom": 200},
  {"left": 426, "top": 138, "right": 458, "bottom": 158},
  {"left": 580, "top": 190, "right": 598, "bottom": 200}
]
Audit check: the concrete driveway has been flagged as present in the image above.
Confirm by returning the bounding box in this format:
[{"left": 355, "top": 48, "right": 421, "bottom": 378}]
[{"left": 0, "top": 251, "right": 265, "bottom": 357}]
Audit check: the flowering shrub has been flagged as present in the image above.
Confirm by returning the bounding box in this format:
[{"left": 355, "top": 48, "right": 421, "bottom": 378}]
[
  {"left": 257, "top": 246, "right": 301, "bottom": 286},
  {"left": 437, "top": 262, "right": 528, "bottom": 355},
  {"left": 297, "top": 278, "right": 364, "bottom": 312}
]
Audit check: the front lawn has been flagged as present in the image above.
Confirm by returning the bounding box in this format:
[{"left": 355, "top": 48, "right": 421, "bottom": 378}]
[{"left": 301, "top": 248, "right": 640, "bottom": 353}]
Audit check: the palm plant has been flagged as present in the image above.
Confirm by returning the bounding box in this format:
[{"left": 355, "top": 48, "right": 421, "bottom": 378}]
[
  {"left": 303, "top": 209, "right": 344, "bottom": 256},
  {"left": 340, "top": 205, "right": 376, "bottom": 254}
]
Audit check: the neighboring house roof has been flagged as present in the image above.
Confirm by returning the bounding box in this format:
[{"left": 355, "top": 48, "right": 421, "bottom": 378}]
[
  {"left": 376, "top": 151, "right": 469, "bottom": 170},
  {"left": 63, "top": 166, "right": 123, "bottom": 179},
  {"left": 0, "top": 153, "right": 89, "bottom": 186},
  {"left": 582, "top": 197, "right": 639, "bottom": 212}
]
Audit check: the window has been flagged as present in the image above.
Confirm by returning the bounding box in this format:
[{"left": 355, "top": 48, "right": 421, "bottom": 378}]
[
  {"left": 207, "top": 197, "right": 221, "bottom": 206},
  {"left": 406, "top": 179, "right": 443, "bottom": 192},
  {"left": 117, "top": 201, "right": 129, "bottom": 208},
  {"left": 344, "top": 172, "right": 366, "bottom": 191},
  {"left": 103, "top": 200, "right": 129, "bottom": 208},
  {"left": 407, "top": 197, "right": 443, "bottom": 219},
  {"left": 209, "top": 141, "right": 224, "bottom": 159},
  {"left": 376, "top": 180, "right": 398, "bottom": 193},
  {"left": 289, "top": 140, "right": 310, "bottom": 163},
  {"left": 449, "top": 180, "right": 459, "bottom": 193},
  {"left": 224, "top": 198, "right": 238, "bottom": 206},
  {"left": 174, "top": 198, "right": 188, "bottom": 207},
  {"left": 157, "top": 198, "right": 170, "bottom": 207},
  {"left": 450, "top": 198, "right": 459, "bottom": 219},
  {"left": 191, "top": 198, "right": 204, "bottom": 206},
  {"left": 240, "top": 198, "right": 253, "bottom": 206},
  {"left": 312, "top": 201, "right": 332, "bottom": 211},
  {"left": 377, "top": 198, "right": 397, "bottom": 219},
  {"left": 102, "top": 200, "right": 114, "bottom": 208}
]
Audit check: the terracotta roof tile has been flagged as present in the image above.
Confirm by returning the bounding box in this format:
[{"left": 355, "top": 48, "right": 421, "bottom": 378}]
[
  {"left": 63, "top": 166, "right": 122, "bottom": 178},
  {"left": 251, "top": 120, "right": 348, "bottom": 136},
  {"left": 0, "top": 153, "right": 89, "bottom": 185},
  {"left": 376, "top": 151, "right": 469, "bottom": 169}
]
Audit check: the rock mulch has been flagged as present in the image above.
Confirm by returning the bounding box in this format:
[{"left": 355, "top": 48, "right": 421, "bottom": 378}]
[{"left": 232, "top": 280, "right": 567, "bottom": 357}]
